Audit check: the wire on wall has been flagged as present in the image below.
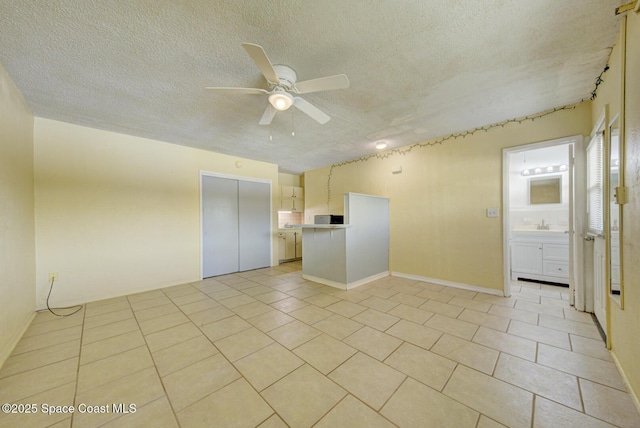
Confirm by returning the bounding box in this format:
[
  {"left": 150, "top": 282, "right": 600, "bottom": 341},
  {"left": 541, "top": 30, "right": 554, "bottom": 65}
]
[
  {"left": 325, "top": 59, "right": 613, "bottom": 208},
  {"left": 588, "top": 64, "right": 610, "bottom": 100},
  {"left": 326, "top": 103, "right": 577, "bottom": 208},
  {"left": 41, "top": 278, "right": 83, "bottom": 317}
]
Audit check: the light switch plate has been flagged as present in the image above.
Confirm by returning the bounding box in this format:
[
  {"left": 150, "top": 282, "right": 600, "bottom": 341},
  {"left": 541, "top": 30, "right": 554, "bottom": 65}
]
[{"left": 487, "top": 208, "right": 499, "bottom": 218}]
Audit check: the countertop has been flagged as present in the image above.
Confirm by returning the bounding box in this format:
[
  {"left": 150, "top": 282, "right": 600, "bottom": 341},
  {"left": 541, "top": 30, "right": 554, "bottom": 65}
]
[
  {"left": 511, "top": 229, "right": 569, "bottom": 235},
  {"left": 279, "top": 226, "right": 302, "bottom": 231},
  {"left": 299, "top": 224, "right": 352, "bottom": 229}
]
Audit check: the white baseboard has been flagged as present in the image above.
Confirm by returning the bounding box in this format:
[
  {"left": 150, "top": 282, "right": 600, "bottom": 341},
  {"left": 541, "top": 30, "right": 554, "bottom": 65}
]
[
  {"left": 303, "top": 271, "right": 389, "bottom": 290},
  {"left": 391, "top": 271, "right": 505, "bottom": 297},
  {"left": 36, "top": 277, "right": 201, "bottom": 311},
  {"left": 610, "top": 351, "right": 640, "bottom": 415},
  {"left": 0, "top": 311, "right": 36, "bottom": 370}
]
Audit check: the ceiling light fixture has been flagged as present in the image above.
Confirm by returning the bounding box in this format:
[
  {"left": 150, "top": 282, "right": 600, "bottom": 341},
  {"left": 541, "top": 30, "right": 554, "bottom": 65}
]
[
  {"left": 268, "top": 91, "right": 294, "bottom": 111},
  {"left": 375, "top": 142, "right": 387, "bottom": 150},
  {"left": 521, "top": 164, "right": 569, "bottom": 176}
]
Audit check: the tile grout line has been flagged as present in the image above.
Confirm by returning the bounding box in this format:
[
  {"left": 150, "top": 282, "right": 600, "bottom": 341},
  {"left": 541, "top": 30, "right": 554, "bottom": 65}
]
[
  {"left": 166, "top": 275, "right": 283, "bottom": 423},
  {"left": 233, "top": 269, "right": 367, "bottom": 425},
  {"left": 5, "top": 266, "right": 634, "bottom": 427},
  {"left": 129, "top": 291, "right": 181, "bottom": 427},
  {"left": 70, "top": 305, "right": 88, "bottom": 427},
  {"left": 530, "top": 394, "right": 538, "bottom": 428}
]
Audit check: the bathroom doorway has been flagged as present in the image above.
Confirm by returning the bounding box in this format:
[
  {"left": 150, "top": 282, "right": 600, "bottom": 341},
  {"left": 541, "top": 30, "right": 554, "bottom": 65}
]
[{"left": 502, "top": 136, "right": 584, "bottom": 302}]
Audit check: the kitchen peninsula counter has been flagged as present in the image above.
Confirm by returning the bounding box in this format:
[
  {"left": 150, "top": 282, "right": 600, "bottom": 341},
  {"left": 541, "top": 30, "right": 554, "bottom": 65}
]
[
  {"left": 301, "top": 193, "right": 389, "bottom": 290},
  {"left": 299, "top": 224, "right": 351, "bottom": 229}
]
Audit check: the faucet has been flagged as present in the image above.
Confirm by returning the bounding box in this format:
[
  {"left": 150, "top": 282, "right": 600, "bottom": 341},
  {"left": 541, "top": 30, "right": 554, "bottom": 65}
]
[{"left": 537, "top": 219, "right": 550, "bottom": 230}]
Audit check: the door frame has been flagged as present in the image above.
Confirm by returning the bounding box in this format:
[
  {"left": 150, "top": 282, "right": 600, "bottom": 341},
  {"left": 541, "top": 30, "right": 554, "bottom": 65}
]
[
  {"left": 586, "top": 107, "right": 609, "bottom": 331},
  {"left": 502, "top": 135, "right": 584, "bottom": 299},
  {"left": 199, "top": 170, "right": 273, "bottom": 280}
]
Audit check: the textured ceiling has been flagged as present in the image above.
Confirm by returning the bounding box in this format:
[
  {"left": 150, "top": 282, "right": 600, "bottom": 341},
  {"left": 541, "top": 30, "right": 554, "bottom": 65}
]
[{"left": 0, "top": 1, "right": 624, "bottom": 174}]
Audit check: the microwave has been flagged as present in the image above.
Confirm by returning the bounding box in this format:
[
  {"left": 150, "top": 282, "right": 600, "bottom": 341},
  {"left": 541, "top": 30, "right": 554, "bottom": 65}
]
[{"left": 314, "top": 215, "right": 344, "bottom": 224}]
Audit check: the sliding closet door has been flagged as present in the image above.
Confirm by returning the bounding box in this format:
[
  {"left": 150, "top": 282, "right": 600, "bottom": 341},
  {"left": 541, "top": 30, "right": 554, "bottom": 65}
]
[
  {"left": 202, "top": 176, "right": 239, "bottom": 277},
  {"left": 238, "top": 180, "right": 271, "bottom": 271}
]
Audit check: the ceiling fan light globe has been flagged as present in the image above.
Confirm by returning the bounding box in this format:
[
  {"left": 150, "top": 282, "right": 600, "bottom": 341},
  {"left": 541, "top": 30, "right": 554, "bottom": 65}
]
[{"left": 269, "top": 92, "right": 294, "bottom": 111}]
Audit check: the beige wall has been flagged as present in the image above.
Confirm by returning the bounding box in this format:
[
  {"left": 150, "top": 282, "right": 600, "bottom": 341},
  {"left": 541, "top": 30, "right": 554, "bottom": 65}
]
[
  {"left": 278, "top": 173, "right": 302, "bottom": 187},
  {"left": 305, "top": 103, "right": 592, "bottom": 293},
  {"left": 594, "top": 11, "right": 640, "bottom": 408},
  {"left": 34, "top": 118, "right": 279, "bottom": 307},
  {"left": 0, "top": 63, "right": 36, "bottom": 366}
]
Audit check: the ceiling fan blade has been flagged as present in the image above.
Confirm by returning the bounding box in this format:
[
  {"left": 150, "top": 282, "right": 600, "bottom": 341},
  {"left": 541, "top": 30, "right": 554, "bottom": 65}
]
[
  {"left": 295, "top": 74, "right": 350, "bottom": 94},
  {"left": 293, "top": 97, "right": 331, "bottom": 124},
  {"left": 242, "top": 43, "right": 280, "bottom": 84},
  {"left": 259, "top": 104, "right": 277, "bottom": 125},
  {"left": 205, "top": 87, "right": 268, "bottom": 95}
]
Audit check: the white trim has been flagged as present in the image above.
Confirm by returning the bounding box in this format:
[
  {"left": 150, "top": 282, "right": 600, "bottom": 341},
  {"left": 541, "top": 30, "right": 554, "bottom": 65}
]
[
  {"left": 573, "top": 137, "right": 588, "bottom": 311},
  {"left": 502, "top": 135, "right": 583, "bottom": 301},
  {"left": 502, "top": 148, "right": 511, "bottom": 297},
  {"left": 199, "top": 171, "right": 274, "bottom": 280},
  {"left": 302, "top": 271, "right": 389, "bottom": 290},
  {"left": 591, "top": 108, "right": 607, "bottom": 138},
  {"left": 501, "top": 135, "right": 583, "bottom": 155},
  {"left": 391, "top": 271, "right": 505, "bottom": 297},
  {"left": 344, "top": 192, "right": 389, "bottom": 200},
  {"left": 200, "top": 170, "right": 273, "bottom": 184},
  {"left": 610, "top": 351, "right": 640, "bottom": 414},
  {"left": 36, "top": 277, "right": 199, "bottom": 310},
  {"left": 0, "top": 312, "right": 36, "bottom": 369}
]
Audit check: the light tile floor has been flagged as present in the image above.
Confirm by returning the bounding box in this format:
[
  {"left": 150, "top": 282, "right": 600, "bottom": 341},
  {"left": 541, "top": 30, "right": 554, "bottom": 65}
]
[{"left": 1, "top": 261, "right": 639, "bottom": 427}]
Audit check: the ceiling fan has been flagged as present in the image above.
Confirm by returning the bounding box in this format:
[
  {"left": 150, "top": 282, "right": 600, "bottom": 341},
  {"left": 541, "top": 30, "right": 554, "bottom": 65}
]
[{"left": 206, "top": 43, "right": 349, "bottom": 125}]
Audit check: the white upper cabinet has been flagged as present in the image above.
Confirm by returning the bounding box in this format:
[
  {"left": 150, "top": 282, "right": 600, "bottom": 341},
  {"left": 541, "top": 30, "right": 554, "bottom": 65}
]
[
  {"left": 280, "top": 198, "right": 304, "bottom": 212},
  {"left": 279, "top": 185, "right": 304, "bottom": 212},
  {"left": 280, "top": 185, "right": 304, "bottom": 199}
]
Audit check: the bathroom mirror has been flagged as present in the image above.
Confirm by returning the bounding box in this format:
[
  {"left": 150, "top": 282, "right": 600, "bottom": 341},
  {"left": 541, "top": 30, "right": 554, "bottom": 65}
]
[
  {"left": 608, "top": 115, "right": 622, "bottom": 303},
  {"left": 529, "top": 176, "right": 562, "bottom": 205}
]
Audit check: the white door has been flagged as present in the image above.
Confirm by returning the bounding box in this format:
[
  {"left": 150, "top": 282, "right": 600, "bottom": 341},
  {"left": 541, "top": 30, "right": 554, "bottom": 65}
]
[
  {"left": 566, "top": 143, "right": 578, "bottom": 307},
  {"left": 593, "top": 238, "right": 607, "bottom": 330},
  {"left": 294, "top": 231, "right": 302, "bottom": 258},
  {"left": 586, "top": 124, "right": 607, "bottom": 331},
  {"left": 238, "top": 180, "right": 271, "bottom": 271},
  {"left": 202, "top": 175, "right": 271, "bottom": 278},
  {"left": 503, "top": 137, "right": 579, "bottom": 297},
  {"left": 202, "top": 176, "right": 239, "bottom": 277},
  {"left": 277, "top": 232, "right": 286, "bottom": 261}
]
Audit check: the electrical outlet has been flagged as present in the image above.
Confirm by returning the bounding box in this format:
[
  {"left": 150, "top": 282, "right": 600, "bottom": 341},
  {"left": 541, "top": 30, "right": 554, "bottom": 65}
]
[{"left": 49, "top": 272, "right": 58, "bottom": 281}]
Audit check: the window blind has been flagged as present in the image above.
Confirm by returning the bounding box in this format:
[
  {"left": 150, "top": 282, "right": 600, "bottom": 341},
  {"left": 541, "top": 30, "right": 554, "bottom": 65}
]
[{"left": 587, "top": 132, "right": 604, "bottom": 234}]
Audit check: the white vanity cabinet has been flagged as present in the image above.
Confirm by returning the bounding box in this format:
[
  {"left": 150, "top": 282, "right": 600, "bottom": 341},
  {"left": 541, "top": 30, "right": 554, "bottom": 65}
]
[
  {"left": 511, "top": 242, "right": 543, "bottom": 275},
  {"left": 511, "top": 232, "right": 569, "bottom": 285}
]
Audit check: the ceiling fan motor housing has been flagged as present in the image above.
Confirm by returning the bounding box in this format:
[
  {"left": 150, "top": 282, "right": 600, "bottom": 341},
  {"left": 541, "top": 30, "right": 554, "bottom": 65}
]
[
  {"left": 272, "top": 65, "right": 297, "bottom": 90},
  {"left": 207, "top": 43, "right": 344, "bottom": 125}
]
